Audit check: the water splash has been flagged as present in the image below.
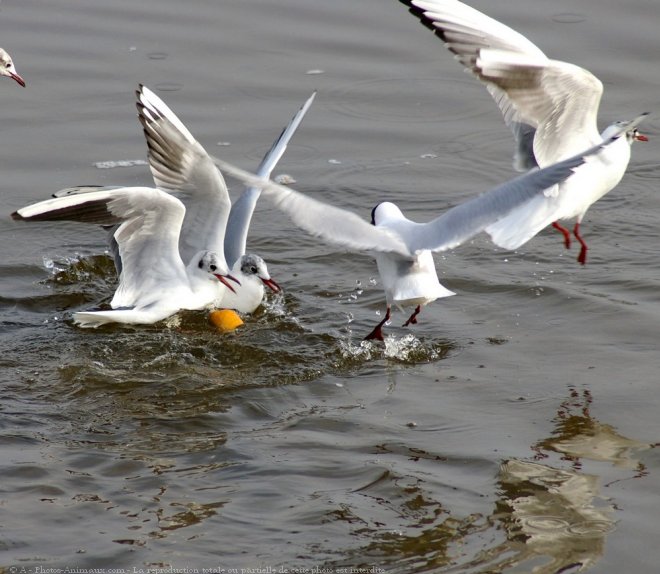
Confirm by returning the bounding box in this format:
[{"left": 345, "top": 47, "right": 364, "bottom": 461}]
[
  {"left": 43, "top": 255, "right": 76, "bottom": 275},
  {"left": 383, "top": 333, "right": 439, "bottom": 361},
  {"left": 261, "top": 290, "right": 288, "bottom": 317},
  {"left": 338, "top": 333, "right": 451, "bottom": 364},
  {"left": 43, "top": 254, "right": 116, "bottom": 284}
]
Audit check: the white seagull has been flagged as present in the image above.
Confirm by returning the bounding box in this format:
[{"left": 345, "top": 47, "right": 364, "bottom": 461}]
[
  {"left": 136, "top": 85, "right": 315, "bottom": 312},
  {"left": 399, "top": 0, "right": 648, "bottom": 264},
  {"left": 0, "top": 48, "right": 25, "bottom": 87},
  {"left": 11, "top": 187, "right": 239, "bottom": 327},
  {"left": 211, "top": 129, "right": 629, "bottom": 340}
]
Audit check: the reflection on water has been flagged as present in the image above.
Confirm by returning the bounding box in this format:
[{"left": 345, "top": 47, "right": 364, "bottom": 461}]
[
  {"left": 492, "top": 460, "right": 611, "bottom": 573},
  {"left": 324, "top": 386, "right": 651, "bottom": 574},
  {"left": 479, "top": 388, "right": 650, "bottom": 574},
  {"left": 479, "top": 388, "right": 651, "bottom": 573},
  {"left": 535, "top": 388, "right": 651, "bottom": 473}
]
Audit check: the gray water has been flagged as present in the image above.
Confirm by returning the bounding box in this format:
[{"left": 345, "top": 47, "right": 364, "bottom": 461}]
[{"left": 2, "top": 0, "right": 660, "bottom": 572}]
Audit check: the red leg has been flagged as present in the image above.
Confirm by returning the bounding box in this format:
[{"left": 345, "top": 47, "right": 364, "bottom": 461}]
[
  {"left": 573, "top": 222, "right": 588, "bottom": 265},
  {"left": 364, "top": 306, "right": 391, "bottom": 341},
  {"left": 552, "top": 221, "right": 572, "bottom": 249},
  {"left": 403, "top": 304, "right": 421, "bottom": 327}
]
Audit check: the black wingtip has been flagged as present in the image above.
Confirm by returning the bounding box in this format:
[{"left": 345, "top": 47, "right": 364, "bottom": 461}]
[
  {"left": 397, "top": 0, "right": 456, "bottom": 47},
  {"left": 10, "top": 210, "right": 23, "bottom": 221},
  {"left": 398, "top": 0, "right": 437, "bottom": 33},
  {"left": 397, "top": 0, "right": 418, "bottom": 12}
]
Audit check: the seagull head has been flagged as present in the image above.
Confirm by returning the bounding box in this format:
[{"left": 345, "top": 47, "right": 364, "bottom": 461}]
[
  {"left": 0, "top": 48, "right": 25, "bottom": 87},
  {"left": 630, "top": 127, "right": 649, "bottom": 143},
  {"left": 603, "top": 113, "right": 649, "bottom": 144},
  {"left": 370, "top": 202, "right": 405, "bottom": 226},
  {"left": 196, "top": 251, "right": 241, "bottom": 294},
  {"left": 238, "top": 253, "right": 281, "bottom": 293}
]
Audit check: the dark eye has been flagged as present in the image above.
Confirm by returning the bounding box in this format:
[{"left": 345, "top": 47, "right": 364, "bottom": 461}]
[
  {"left": 250, "top": 266, "right": 258, "bottom": 274},
  {"left": 210, "top": 264, "right": 217, "bottom": 272}
]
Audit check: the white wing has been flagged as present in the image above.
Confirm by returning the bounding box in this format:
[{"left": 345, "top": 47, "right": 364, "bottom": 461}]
[
  {"left": 12, "top": 187, "right": 189, "bottom": 309},
  {"left": 224, "top": 91, "right": 316, "bottom": 266},
  {"left": 212, "top": 157, "right": 411, "bottom": 257},
  {"left": 214, "top": 127, "right": 625, "bottom": 258},
  {"left": 404, "top": 0, "right": 603, "bottom": 167},
  {"left": 136, "top": 84, "right": 231, "bottom": 263},
  {"left": 405, "top": 131, "right": 628, "bottom": 253}
]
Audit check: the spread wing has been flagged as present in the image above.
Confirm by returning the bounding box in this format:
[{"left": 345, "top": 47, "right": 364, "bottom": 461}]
[
  {"left": 224, "top": 91, "right": 316, "bottom": 266},
  {"left": 407, "top": 130, "right": 628, "bottom": 252},
  {"left": 137, "top": 84, "right": 231, "bottom": 264},
  {"left": 401, "top": 0, "right": 603, "bottom": 168},
  {"left": 212, "top": 157, "right": 412, "bottom": 258},
  {"left": 12, "top": 187, "right": 189, "bottom": 308}
]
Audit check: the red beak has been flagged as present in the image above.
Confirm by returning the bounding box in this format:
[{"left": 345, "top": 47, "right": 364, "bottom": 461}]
[
  {"left": 635, "top": 133, "right": 649, "bottom": 142},
  {"left": 10, "top": 72, "right": 25, "bottom": 88},
  {"left": 260, "top": 277, "right": 281, "bottom": 293},
  {"left": 215, "top": 273, "right": 241, "bottom": 294}
]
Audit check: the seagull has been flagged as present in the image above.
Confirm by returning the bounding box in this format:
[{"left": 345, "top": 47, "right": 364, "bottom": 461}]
[
  {"left": 136, "top": 85, "right": 315, "bottom": 312},
  {"left": 399, "top": 0, "right": 648, "bottom": 264},
  {"left": 211, "top": 129, "right": 629, "bottom": 340},
  {"left": 0, "top": 48, "right": 25, "bottom": 87},
  {"left": 11, "top": 187, "right": 239, "bottom": 327}
]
